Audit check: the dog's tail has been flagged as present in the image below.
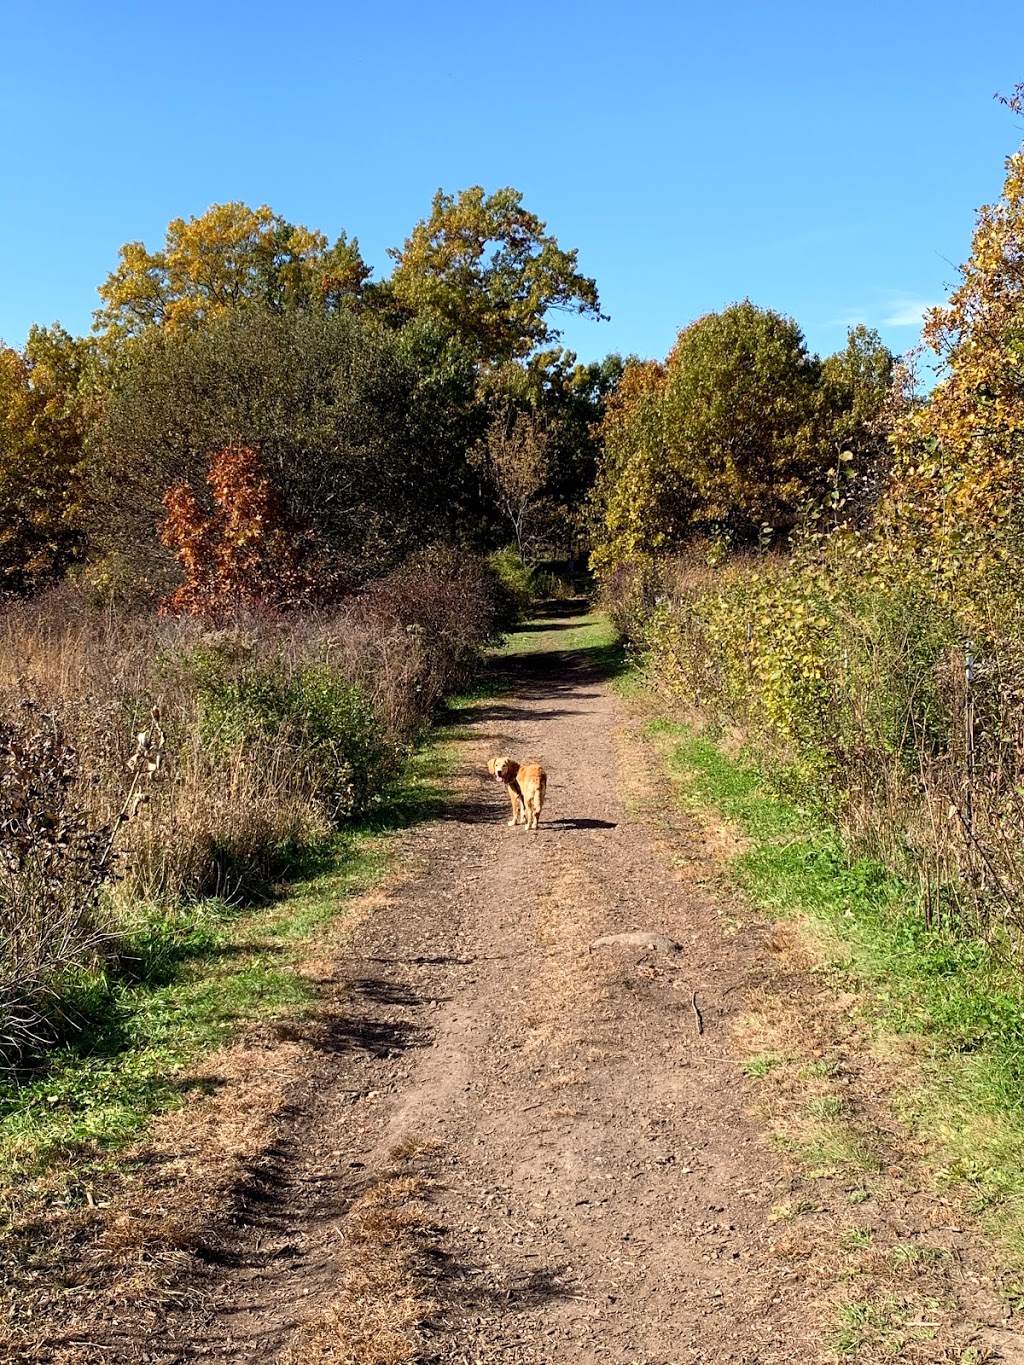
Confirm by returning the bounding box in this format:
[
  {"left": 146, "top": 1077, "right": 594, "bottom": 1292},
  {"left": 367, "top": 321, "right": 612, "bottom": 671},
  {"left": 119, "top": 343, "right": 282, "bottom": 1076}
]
[{"left": 536, "top": 771, "right": 547, "bottom": 813}]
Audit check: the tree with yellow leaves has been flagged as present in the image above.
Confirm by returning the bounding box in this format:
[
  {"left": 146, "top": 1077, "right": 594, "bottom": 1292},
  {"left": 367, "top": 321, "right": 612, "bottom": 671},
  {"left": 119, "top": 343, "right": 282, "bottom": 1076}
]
[
  {"left": 884, "top": 141, "right": 1024, "bottom": 595},
  {"left": 0, "top": 326, "right": 99, "bottom": 590},
  {"left": 94, "top": 202, "right": 370, "bottom": 343}
]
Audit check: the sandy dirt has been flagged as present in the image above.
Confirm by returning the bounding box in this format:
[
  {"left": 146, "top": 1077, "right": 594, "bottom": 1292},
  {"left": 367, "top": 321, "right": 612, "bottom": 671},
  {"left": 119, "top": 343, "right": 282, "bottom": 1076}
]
[{"left": 30, "top": 610, "right": 1024, "bottom": 1364}]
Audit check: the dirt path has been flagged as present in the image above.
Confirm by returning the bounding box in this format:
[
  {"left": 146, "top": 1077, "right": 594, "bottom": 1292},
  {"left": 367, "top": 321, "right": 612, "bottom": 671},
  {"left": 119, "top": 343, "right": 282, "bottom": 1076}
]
[{"left": 43, "top": 610, "right": 1023, "bottom": 1364}]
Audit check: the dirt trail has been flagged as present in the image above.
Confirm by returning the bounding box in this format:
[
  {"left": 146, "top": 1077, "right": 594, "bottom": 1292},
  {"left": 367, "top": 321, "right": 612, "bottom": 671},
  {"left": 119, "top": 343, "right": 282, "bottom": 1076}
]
[{"left": 47, "top": 609, "right": 1023, "bottom": 1364}]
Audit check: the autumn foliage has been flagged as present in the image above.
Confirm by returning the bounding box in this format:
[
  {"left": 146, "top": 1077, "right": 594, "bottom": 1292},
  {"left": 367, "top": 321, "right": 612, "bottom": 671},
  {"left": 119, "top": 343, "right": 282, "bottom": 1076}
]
[{"left": 160, "top": 444, "right": 317, "bottom": 617}]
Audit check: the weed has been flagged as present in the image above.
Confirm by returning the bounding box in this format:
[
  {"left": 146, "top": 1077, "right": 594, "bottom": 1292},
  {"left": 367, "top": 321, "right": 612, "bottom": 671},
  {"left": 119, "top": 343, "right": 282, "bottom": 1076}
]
[
  {"left": 742, "top": 1053, "right": 781, "bottom": 1079},
  {"left": 806, "top": 1096, "right": 847, "bottom": 1120},
  {"left": 841, "top": 1225, "right": 874, "bottom": 1251},
  {"left": 890, "top": 1241, "right": 948, "bottom": 1270}
]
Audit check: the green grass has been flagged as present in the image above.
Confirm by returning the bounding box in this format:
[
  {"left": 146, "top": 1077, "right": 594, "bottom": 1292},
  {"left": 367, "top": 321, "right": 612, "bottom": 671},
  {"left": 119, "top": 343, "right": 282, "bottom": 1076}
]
[
  {"left": 651, "top": 720, "right": 1024, "bottom": 1258},
  {"left": 496, "top": 607, "right": 627, "bottom": 678},
  {"left": 0, "top": 830, "right": 390, "bottom": 1191}
]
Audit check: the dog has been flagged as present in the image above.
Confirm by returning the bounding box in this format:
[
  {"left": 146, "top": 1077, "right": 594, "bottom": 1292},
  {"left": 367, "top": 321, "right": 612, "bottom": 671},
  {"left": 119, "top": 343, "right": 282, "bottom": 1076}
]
[{"left": 487, "top": 755, "right": 547, "bottom": 832}]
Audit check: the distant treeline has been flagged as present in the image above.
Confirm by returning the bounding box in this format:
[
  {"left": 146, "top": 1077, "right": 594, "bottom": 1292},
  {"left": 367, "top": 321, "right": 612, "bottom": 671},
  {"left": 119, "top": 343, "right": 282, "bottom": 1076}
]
[
  {"left": 2, "top": 183, "right": 914, "bottom": 610},
  {"left": 0, "top": 190, "right": 621, "bottom": 602}
]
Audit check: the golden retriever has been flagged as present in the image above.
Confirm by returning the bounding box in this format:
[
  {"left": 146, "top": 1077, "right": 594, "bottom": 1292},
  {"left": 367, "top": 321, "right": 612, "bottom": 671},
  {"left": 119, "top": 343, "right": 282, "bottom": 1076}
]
[{"left": 487, "top": 755, "right": 547, "bottom": 832}]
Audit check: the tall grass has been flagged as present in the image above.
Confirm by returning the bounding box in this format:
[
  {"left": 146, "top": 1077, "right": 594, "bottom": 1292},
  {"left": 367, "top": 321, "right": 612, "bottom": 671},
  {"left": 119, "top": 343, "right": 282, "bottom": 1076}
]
[{"left": 0, "top": 553, "right": 505, "bottom": 1062}]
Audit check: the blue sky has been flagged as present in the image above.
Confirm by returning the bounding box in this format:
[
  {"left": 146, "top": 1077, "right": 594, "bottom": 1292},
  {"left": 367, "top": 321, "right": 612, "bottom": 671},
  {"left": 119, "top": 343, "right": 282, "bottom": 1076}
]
[{"left": 2, "top": 0, "right": 1023, "bottom": 370}]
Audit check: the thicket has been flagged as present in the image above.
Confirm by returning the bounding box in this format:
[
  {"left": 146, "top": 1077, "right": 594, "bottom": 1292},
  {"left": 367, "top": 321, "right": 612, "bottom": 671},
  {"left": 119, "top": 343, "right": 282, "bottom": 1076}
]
[
  {"left": 0, "top": 551, "right": 505, "bottom": 1064},
  {"left": 599, "top": 135, "right": 1024, "bottom": 943}
]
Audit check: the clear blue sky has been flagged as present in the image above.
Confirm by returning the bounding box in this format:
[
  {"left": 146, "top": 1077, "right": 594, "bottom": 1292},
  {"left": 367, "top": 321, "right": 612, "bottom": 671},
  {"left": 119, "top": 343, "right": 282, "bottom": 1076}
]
[{"left": 2, "top": 0, "right": 1023, "bottom": 369}]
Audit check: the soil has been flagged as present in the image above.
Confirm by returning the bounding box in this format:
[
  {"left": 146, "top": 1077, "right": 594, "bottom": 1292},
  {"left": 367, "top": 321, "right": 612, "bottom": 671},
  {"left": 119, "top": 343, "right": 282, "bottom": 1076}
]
[{"left": 27, "top": 610, "right": 1024, "bottom": 1364}]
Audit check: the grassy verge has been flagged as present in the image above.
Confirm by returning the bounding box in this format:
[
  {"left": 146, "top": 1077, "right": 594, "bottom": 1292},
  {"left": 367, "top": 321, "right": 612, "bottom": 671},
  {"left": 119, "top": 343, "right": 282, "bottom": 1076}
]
[
  {"left": 647, "top": 718, "right": 1024, "bottom": 1263},
  {"left": 0, "top": 751, "right": 448, "bottom": 1204}
]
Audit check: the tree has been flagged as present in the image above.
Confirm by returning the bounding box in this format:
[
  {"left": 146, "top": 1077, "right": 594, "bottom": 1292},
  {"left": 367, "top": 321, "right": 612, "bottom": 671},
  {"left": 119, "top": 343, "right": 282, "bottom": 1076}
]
[
  {"left": 0, "top": 326, "right": 99, "bottom": 592},
  {"left": 160, "top": 445, "right": 316, "bottom": 617},
  {"left": 588, "top": 358, "right": 670, "bottom": 572},
  {"left": 470, "top": 405, "right": 549, "bottom": 561},
  {"left": 91, "top": 306, "right": 479, "bottom": 589},
  {"left": 94, "top": 202, "right": 370, "bottom": 343},
  {"left": 883, "top": 143, "right": 1024, "bottom": 594},
  {"left": 658, "top": 302, "right": 824, "bottom": 542},
  {"left": 476, "top": 348, "right": 624, "bottom": 560},
  {"left": 590, "top": 308, "right": 892, "bottom": 571},
  {"left": 385, "top": 186, "right": 604, "bottom": 365},
  {"left": 815, "top": 325, "right": 895, "bottom": 526}
]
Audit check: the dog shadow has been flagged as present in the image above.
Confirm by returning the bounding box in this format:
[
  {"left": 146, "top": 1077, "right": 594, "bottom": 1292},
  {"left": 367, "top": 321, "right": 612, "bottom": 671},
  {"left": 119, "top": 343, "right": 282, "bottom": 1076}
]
[{"left": 544, "top": 817, "right": 618, "bottom": 831}]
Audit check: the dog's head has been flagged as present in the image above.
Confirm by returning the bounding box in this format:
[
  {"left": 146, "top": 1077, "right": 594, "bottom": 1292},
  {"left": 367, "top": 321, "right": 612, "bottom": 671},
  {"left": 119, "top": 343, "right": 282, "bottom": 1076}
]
[{"left": 487, "top": 755, "right": 514, "bottom": 784}]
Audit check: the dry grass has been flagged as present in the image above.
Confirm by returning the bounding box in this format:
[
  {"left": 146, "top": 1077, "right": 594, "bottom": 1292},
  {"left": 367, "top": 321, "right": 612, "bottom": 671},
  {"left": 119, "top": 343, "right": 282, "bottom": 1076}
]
[
  {"left": 284, "top": 1175, "right": 437, "bottom": 1365},
  {"left": 0, "top": 558, "right": 504, "bottom": 1058}
]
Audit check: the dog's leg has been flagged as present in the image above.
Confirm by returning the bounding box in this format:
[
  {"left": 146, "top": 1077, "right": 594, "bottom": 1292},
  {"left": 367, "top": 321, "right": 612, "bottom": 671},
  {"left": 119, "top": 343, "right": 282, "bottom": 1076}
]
[{"left": 507, "top": 785, "right": 521, "bottom": 827}]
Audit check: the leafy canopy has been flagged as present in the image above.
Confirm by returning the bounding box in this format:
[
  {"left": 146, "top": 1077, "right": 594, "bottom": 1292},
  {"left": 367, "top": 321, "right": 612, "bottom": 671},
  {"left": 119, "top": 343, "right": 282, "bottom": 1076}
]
[
  {"left": 882, "top": 145, "right": 1024, "bottom": 593},
  {"left": 591, "top": 305, "right": 894, "bottom": 570},
  {"left": 386, "top": 186, "right": 604, "bottom": 365},
  {"left": 0, "top": 326, "right": 99, "bottom": 590},
  {"left": 94, "top": 202, "right": 370, "bottom": 343}
]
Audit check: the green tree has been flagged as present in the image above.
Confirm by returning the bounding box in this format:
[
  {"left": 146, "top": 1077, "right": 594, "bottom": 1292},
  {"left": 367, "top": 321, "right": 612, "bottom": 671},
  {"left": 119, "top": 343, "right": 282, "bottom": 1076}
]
[
  {"left": 94, "top": 202, "right": 370, "bottom": 343},
  {"left": 588, "top": 358, "right": 670, "bottom": 571},
  {"left": 658, "top": 302, "right": 823, "bottom": 542},
  {"left": 815, "top": 325, "right": 895, "bottom": 525},
  {"left": 590, "top": 307, "right": 889, "bottom": 571},
  {"left": 384, "top": 186, "right": 604, "bottom": 365},
  {"left": 91, "top": 307, "right": 477, "bottom": 591}
]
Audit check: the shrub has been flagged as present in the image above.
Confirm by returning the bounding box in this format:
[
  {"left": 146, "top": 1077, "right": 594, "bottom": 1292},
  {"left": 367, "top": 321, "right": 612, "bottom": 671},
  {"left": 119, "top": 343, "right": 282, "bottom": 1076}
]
[
  {"left": 0, "top": 711, "right": 118, "bottom": 1061},
  {"left": 487, "top": 546, "right": 535, "bottom": 624},
  {"left": 190, "top": 652, "right": 396, "bottom": 822}
]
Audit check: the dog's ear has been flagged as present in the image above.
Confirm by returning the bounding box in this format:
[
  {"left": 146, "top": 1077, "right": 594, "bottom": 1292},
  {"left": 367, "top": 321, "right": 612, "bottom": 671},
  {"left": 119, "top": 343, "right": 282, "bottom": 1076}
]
[{"left": 487, "top": 757, "right": 497, "bottom": 776}]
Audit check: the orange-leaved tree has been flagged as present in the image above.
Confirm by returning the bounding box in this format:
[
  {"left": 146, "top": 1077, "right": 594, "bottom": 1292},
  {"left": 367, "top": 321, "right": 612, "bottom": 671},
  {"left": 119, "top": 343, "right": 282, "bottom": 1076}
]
[{"left": 160, "top": 445, "right": 318, "bottom": 616}]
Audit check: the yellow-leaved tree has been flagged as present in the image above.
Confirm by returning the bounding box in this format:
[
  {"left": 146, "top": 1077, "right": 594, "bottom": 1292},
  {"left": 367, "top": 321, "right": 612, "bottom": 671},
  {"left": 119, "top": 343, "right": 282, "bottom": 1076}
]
[
  {"left": 883, "top": 142, "right": 1024, "bottom": 598},
  {"left": 0, "top": 326, "right": 99, "bottom": 590},
  {"left": 385, "top": 186, "right": 604, "bottom": 366},
  {"left": 94, "top": 202, "right": 370, "bottom": 343}
]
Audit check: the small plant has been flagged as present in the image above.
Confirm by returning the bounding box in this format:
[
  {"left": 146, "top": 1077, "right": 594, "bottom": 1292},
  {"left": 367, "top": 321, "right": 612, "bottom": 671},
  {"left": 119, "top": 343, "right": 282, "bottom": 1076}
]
[
  {"left": 741, "top": 1053, "right": 780, "bottom": 1079},
  {"left": 806, "top": 1095, "right": 846, "bottom": 1120},
  {"left": 890, "top": 1241, "right": 947, "bottom": 1270},
  {"left": 841, "top": 1225, "right": 874, "bottom": 1251}
]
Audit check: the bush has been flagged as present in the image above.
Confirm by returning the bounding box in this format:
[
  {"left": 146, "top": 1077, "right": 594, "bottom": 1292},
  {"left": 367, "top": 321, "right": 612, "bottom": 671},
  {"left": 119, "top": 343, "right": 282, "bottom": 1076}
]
[
  {"left": 487, "top": 546, "right": 535, "bottom": 625},
  {"left": 0, "top": 552, "right": 503, "bottom": 1054},
  {"left": 191, "top": 653, "right": 396, "bottom": 821},
  {"left": 0, "top": 712, "right": 118, "bottom": 1062}
]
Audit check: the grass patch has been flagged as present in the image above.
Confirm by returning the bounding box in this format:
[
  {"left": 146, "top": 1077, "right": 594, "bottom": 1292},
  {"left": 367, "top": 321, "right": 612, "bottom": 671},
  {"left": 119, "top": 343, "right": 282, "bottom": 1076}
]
[
  {"left": 0, "top": 829, "right": 389, "bottom": 1191},
  {"left": 829, "top": 1293, "right": 938, "bottom": 1359},
  {"left": 0, "top": 713, "right": 458, "bottom": 1198},
  {"left": 651, "top": 720, "right": 1024, "bottom": 1260},
  {"left": 496, "top": 606, "right": 626, "bottom": 678}
]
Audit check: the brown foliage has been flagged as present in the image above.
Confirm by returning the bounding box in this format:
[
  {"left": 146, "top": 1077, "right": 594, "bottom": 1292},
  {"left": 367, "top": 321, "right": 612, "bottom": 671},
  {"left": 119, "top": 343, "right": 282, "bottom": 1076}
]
[{"left": 160, "top": 445, "right": 320, "bottom": 618}]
